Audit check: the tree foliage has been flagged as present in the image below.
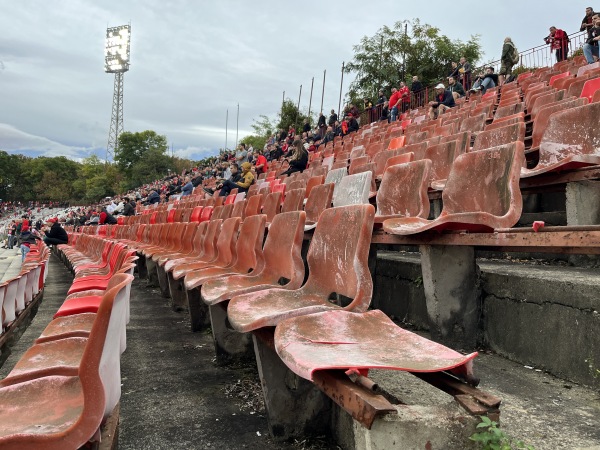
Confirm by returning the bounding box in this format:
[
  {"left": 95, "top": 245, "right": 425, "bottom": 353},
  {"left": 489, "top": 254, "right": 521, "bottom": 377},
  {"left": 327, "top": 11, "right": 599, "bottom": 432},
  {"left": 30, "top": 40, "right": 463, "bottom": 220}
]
[
  {"left": 344, "top": 19, "right": 482, "bottom": 103},
  {"left": 0, "top": 129, "right": 200, "bottom": 204},
  {"left": 277, "top": 100, "right": 310, "bottom": 135}
]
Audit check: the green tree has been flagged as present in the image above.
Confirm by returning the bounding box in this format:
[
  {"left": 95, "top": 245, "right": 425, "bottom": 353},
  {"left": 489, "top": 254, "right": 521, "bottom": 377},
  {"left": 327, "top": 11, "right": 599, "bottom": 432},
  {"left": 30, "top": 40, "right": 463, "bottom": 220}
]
[
  {"left": 115, "top": 130, "right": 169, "bottom": 189},
  {"left": 240, "top": 114, "right": 276, "bottom": 150},
  {"left": 276, "top": 100, "right": 310, "bottom": 136},
  {"left": 344, "top": 19, "right": 482, "bottom": 104}
]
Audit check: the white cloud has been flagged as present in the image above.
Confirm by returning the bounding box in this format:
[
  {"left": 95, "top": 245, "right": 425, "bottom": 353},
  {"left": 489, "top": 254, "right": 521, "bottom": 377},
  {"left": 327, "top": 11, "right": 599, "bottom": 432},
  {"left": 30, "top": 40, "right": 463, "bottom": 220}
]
[{"left": 0, "top": 0, "right": 588, "bottom": 162}]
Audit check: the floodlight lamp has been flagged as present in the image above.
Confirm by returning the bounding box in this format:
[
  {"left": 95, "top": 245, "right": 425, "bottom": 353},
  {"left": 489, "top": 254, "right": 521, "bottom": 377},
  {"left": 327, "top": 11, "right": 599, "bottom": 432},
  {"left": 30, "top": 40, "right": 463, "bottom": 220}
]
[{"left": 104, "top": 24, "right": 131, "bottom": 73}]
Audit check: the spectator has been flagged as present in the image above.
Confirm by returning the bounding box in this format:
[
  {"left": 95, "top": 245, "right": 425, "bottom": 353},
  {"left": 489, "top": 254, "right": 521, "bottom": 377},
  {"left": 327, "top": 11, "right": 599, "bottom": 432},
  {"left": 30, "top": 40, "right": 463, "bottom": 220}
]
[
  {"left": 447, "top": 76, "right": 465, "bottom": 100},
  {"left": 399, "top": 81, "right": 411, "bottom": 112},
  {"left": 281, "top": 139, "right": 308, "bottom": 176},
  {"left": 584, "top": 13, "right": 600, "bottom": 64},
  {"left": 321, "top": 126, "right": 335, "bottom": 146},
  {"left": 388, "top": 87, "right": 401, "bottom": 122},
  {"left": 410, "top": 76, "right": 424, "bottom": 107},
  {"left": 97, "top": 206, "right": 118, "bottom": 225},
  {"left": 254, "top": 148, "right": 268, "bottom": 175},
  {"left": 545, "top": 26, "right": 569, "bottom": 62},
  {"left": 20, "top": 228, "right": 40, "bottom": 261},
  {"left": 471, "top": 67, "right": 498, "bottom": 94},
  {"left": 448, "top": 61, "right": 460, "bottom": 79},
  {"left": 146, "top": 189, "right": 160, "bottom": 205},
  {"left": 428, "top": 83, "right": 455, "bottom": 119},
  {"left": 122, "top": 197, "right": 136, "bottom": 216},
  {"left": 345, "top": 114, "right": 359, "bottom": 135},
  {"left": 302, "top": 119, "right": 311, "bottom": 133},
  {"left": 180, "top": 176, "right": 194, "bottom": 196},
  {"left": 499, "top": 37, "right": 519, "bottom": 86},
  {"left": 317, "top": 112, "right": 327, "bottom": 138},
  {"left": 328, "top": 109, "right": 338, "bottom": 127},
  {"left": 217, "top": 162, "right": 254, "bottom": 196},
  {"left": 8, "top": 220, "right": 16, "bottom": 249},
  {"left": 287, "top": 125, "right": 296, "bottom": 141},
  {"left": 42, "top": 217, "right": 68, "bottom": 246},
  {"left": 235, "top": 143, "right": 248, "bottom": 167},
  {"left": 379, "top": 101, "right": 389, "bottom": 121},
  {"left": 581, "top": 7, "right": 596, "bottom": 39},
  {"left": 458, "top": 57, "right": 472, "bottom": 91}
]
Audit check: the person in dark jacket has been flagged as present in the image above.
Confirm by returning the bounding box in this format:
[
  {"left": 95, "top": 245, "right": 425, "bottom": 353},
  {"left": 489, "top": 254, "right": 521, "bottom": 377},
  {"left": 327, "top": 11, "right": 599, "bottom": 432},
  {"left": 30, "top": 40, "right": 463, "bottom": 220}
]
[
  {"left": 122, "top": 197, "right": 136, "bottom": 216},
  {"left": 428, "top": 83, "right": 455, "bottom": 119},
  {"left": 42, "top": 218, "right": 68, "bottom": 246},
  {"left": 280, "top": 139, "right": 308, "bottom": 176},
  {"left": 146, "top": 189, "right": 160, "bottom": 205}
]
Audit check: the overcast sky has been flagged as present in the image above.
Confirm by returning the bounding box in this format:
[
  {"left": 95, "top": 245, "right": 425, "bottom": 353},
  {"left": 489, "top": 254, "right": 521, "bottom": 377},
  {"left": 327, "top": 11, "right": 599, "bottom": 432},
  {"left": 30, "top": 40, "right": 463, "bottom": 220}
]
[{"left": 0, "top": 1, "right": 589, "bottom": 162}]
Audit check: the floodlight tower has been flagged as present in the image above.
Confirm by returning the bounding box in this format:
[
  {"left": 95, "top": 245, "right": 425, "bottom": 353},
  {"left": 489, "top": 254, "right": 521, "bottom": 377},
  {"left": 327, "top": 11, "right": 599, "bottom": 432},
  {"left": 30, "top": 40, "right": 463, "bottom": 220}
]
[{"left": 104, "top": 24, "right": 131, "bottom": 163}]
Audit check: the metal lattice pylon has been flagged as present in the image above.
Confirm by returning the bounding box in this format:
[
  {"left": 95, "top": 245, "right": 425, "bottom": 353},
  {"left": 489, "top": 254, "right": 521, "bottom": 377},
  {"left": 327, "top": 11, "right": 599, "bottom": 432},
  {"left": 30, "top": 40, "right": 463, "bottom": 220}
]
[{"left": 106, "top": 72, "right": 124, "bottom": 163}]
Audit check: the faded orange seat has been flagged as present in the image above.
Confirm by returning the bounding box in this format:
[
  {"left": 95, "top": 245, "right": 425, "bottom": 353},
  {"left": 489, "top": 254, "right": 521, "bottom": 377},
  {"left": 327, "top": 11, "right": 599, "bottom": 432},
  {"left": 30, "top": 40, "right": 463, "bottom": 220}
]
[
  {"left": 471, "top": 122, "right": 525, "bottom": 152},
  {"left": 227, "top": 204, "right": 375, "bottom": 333},
  {"left": 383, "top": 142, "right": 524, "bottom": 235},
  {"left": 484, "top": 113, "right": 524, "bottom": 132},
  {"left": 163, "top": 221, "right": 209, "bottom": 272},
  {"left": 387, "top": 136, "right": 405, "bottom": 150},
  {"left": 183, "top": 214, "right": 267, "bottom": 291},
  {"left": 375, "top": 160, "right": 431, "bottom": 224},
  {"left": 304, "top": 183, "right": 334, "bottom": 231},
  {"left": 528, "top": 90, "right": 567, "bottom": 122},
  {"left": 281, "top": 188, "right": 306, "bottom": 213},
  {"left": 459, "top": 113, "right": 487, "bottom": 135},
  {"left": 381, "top": 152, "right": 415, "bottom": 175},
  {"left": 201, "top": 211, "right": 306, "bottom": 306},
  {"left": 262, "top": 191, "right": 282, "bottom": 224},
  {"left": 0, "top": 274, "right": 133, "bottom": 450},
  {"left": 425, "top": 140, "right": 461, "bottom": 190},
  {"left": 348, "top": 156, "right": 369, "bottom": 175},
  {"left": 274, "top": 309, "right": 477, "bottom": 382},
  {"left": 399, "top": 141, "right": 428, "bottom": 160},
  {"left": 522, "top": 102, "right": 600, "bottom": 177},
  {"left": 171, "top": 218, "right": 240, "bottom": 280},
  {"left": 528, "top": 97, "right": 588, "bottom": 149}
]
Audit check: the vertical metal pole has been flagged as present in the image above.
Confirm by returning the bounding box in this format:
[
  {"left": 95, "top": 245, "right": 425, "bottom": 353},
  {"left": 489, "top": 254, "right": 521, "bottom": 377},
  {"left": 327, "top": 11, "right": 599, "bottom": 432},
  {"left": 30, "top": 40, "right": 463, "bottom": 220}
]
[
  {"left": 225, "top": 109, "right": 228, "bottom": 151},
  {"left": 403, "top": 23, "right": 408, "bottom": 81},
  {"left": 235, "top": 103, "right": 239, "bottom": 149},
  {"left": 282, "top": 91, "right": 285, "bottom": 110},
  {"left": 338, "top": 62, "right": 345, "bottom": 118},
  {"left": 296, "top": 84, "right": 302, "bottom": 127},
  {"left": 320, "top": 70, "right": 326, "bottom": 113},
  {"left": 308, "top": 77, "right": 314, "bottom": 123}
]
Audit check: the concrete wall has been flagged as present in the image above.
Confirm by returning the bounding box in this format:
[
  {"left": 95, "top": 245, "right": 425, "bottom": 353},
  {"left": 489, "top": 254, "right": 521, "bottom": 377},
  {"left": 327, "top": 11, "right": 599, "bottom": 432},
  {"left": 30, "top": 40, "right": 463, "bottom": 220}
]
[{"left": 374, "top": 251, "right": 600, "bottom": 388}]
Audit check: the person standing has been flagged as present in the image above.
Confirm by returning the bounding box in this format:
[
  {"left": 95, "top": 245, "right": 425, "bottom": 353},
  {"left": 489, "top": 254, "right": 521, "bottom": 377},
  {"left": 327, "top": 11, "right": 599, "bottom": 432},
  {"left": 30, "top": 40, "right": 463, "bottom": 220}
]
[
  {"left": 584, "top": 13, "right": 600, "bottom": 64},
  {"left": 545, "top": 26, "right": 569, "bottom": 62},
  {"left": 410, "top": 76, "right": 424, "bottom": 107},
  {"left": 317, "top": 112, "right": 327, "bottom": 138},
  {"left": 398, "top": 81, "right": 411, "bottom": 113},
  {"left": 388, "top": 87, "right": 400, "bottom": 122},
  {"left": 581, "top": 6, "right": 596, "bottom": 39},
  {"left": 7, "top": 220, "right": 16, "bottom": 249},
  {"left": 499, "top": 37, "right": 519, "bottom": 85},
  {"left": 458, "top": 57, "right": 472, "bottom": 90},
  {"left": 328, "top": 109, "right": 338, "bottom": 127}
]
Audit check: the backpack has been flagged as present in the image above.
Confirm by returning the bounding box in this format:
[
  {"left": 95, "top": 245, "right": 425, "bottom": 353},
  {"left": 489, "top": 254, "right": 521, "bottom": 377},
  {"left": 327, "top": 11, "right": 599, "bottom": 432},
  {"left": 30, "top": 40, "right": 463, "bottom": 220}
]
[{"left": 510, "top": 44, "right": 520, "bottom": 65}]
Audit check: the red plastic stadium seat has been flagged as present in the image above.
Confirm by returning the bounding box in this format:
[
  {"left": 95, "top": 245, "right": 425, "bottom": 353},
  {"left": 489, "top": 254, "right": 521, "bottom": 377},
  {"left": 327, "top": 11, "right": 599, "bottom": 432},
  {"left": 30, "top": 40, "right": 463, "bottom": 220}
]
[
  {"left": 227, "top": 204, "right": 375, "bottom": 333},
  {"left": 383, "top": 142, "right": 524, "bottom": 235}
]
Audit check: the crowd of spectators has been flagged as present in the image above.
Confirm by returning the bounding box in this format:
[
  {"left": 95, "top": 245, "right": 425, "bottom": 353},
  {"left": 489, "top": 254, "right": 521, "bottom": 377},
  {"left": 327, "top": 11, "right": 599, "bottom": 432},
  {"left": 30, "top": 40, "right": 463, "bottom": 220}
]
[{"left": 2, "top": 7, "right": 597, "bottom": 252}]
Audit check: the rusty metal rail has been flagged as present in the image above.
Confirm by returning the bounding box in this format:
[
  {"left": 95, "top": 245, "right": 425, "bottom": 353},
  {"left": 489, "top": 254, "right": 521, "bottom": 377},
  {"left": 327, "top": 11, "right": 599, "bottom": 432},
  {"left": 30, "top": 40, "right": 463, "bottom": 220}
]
[{"left": 371, "top": 226, "right": 600, "bottom": 254}]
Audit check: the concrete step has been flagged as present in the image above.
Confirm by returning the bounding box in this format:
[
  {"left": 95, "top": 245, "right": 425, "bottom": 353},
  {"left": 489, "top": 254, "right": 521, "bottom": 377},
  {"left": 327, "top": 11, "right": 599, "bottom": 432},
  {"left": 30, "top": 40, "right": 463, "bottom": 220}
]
[{"left": 374, "top": 251, "right": 600, "bottom": 389}]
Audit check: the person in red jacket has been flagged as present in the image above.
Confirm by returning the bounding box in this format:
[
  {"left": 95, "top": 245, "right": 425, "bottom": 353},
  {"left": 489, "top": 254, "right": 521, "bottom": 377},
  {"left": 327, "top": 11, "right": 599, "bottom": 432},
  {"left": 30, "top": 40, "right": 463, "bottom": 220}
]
[{"left": 545, "top": 26, "right": 569, "bottom": 62}]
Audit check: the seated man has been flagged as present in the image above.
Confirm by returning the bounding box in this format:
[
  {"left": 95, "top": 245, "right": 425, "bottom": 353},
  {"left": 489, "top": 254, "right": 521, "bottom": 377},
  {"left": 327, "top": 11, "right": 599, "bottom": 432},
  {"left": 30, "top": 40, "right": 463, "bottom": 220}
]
[
  {"left": 428, "top": 83, "right": 455, "bottom": 119},
  {"left": 447, "top": 76, "right": 465, "bottom": 100},
  {"left": 205, "top": 162, "right": 255, "bottom": 197},
  {"left": 471, "top": 67, "right": 498, "bottom": 94},
  {"left": 42, "top": 217, "right": 68, "bottom": 246}
]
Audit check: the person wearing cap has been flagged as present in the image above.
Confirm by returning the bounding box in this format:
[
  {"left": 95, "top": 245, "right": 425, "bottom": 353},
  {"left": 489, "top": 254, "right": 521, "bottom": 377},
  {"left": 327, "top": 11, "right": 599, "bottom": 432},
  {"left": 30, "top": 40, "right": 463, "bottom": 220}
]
[
  {"left": 213, "top": 162, "right": 255, "bottom": 197},
  {"left": 428, "top": 83, "right": 455, "bottom": 119},
  {"left": 42, "top": 217, "right": 68, "bottom": 246}
]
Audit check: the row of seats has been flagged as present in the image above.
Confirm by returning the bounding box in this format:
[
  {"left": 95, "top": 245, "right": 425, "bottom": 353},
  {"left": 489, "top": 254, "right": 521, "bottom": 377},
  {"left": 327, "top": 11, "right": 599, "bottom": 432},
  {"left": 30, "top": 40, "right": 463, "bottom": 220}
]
[
  {"left": 0, "top": 243, "right": 49, "bottom": 337},
  {"left": 0, "top": 239, "right": 136, "bottom": 448},
  {"left": 104, "top": 204, "right": 479, "bottom": 422}
]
